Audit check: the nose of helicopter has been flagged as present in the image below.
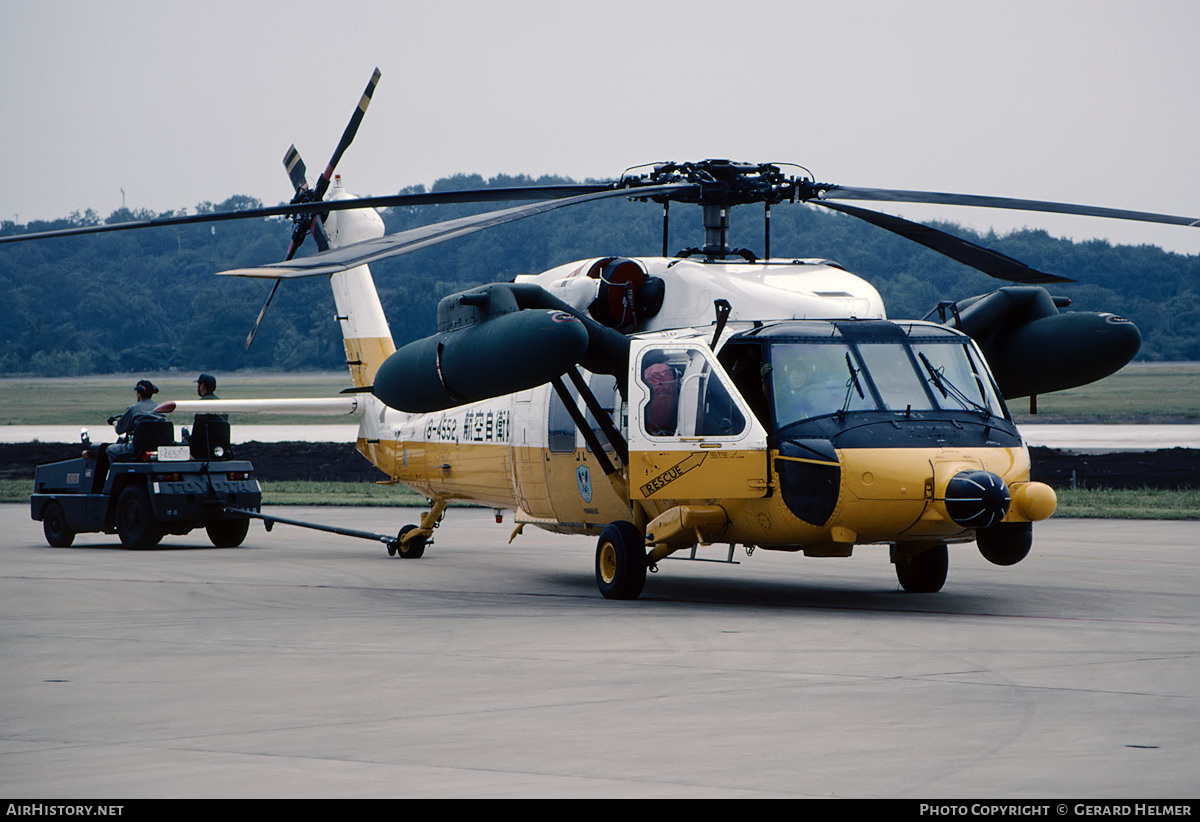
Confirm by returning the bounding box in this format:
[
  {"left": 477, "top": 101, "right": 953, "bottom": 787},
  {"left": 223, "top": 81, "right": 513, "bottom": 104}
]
[{"left": 944, "top": 469, "right": 1011, "bottom": 529}]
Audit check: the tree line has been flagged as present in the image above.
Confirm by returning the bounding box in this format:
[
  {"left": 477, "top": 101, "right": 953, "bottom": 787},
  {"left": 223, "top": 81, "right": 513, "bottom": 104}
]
[{"left": 2, "top": 173, "right": 1198, "bottom": 377}]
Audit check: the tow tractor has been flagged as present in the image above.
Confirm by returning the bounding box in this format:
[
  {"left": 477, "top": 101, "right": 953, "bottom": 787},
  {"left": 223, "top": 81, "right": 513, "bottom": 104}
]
[
  {"left": 30, "top": 417, "right": 261, "bottom": 549},
  {"left": 29, "top": 415, "right": 426, "bottom": 554}
]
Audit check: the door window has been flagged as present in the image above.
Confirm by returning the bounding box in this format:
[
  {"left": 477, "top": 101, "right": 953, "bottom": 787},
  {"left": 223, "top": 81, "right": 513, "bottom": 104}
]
[{"left": 637, "top": 347, "right": 747, "bottom": 439}]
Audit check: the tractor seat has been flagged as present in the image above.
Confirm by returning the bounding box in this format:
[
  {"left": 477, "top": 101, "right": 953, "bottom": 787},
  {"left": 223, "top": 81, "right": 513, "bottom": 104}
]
[
  {"left": 127, "top": 419, "right": 175, "bottom": 461},
  {"left": 189, "top": 415, "right": 231, "bottom": 459}
]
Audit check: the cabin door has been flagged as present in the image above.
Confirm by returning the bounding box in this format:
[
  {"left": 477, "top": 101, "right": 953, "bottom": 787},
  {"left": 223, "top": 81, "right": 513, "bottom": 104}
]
[{"left": 627, "top": 340, "right": 768, "bottom": 502}]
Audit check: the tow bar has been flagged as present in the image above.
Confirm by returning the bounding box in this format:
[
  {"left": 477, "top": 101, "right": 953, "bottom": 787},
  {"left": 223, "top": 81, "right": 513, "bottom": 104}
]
[{"left": 225, "top": 507, "right": 404, "bottom": 554}]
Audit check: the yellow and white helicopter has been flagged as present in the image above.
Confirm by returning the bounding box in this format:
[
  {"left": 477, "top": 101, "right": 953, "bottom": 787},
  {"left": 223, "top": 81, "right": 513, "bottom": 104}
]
[{"left": 8, "top": 70, "right": 1196, "bottom": 598}]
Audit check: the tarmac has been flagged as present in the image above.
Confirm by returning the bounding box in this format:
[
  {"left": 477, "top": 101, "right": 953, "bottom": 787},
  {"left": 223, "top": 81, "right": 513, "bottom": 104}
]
[{"left": 1, "top": 504, "right": 1197, "bottom": 798}]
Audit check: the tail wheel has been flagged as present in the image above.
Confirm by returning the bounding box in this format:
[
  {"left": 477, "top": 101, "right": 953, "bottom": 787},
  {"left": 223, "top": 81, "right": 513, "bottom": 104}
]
[
  {"left": 393, "top": 523, "right": 427, "bottom": 558},
  {"left": 892, "top": 542, "right": 948, "bottom": 593},
  {"left": 595, "top": 521, "right": 647, "bottom": 600},
  {"left": 115, "top": 485, "right": 163, "bottom": 549},
  {"left": 42, "top": 501, "right": 75, "bottom": 547}
]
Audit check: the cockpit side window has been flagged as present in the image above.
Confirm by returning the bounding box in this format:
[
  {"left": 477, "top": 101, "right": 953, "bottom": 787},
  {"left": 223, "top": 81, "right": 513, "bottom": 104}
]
[
  {"left": 696, "top": 369, "right": 746, "bottom": 436},
  {"left": 641, "top": 350, "right": 679, "bottom": 436},
  {"left": 718, "top": 342, "right": 770, "bottom": 426},
  {"left": 638, "top": 347, "right": 747, "bottom": 439}
]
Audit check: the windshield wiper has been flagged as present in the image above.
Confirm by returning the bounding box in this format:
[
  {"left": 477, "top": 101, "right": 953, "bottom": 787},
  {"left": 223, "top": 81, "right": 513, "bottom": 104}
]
[
  {"left": 839, "top": 353, "right": 866, "bottom": 419},
  {"left": 918, "top": 352, "right": 990, "bottom": 417}
]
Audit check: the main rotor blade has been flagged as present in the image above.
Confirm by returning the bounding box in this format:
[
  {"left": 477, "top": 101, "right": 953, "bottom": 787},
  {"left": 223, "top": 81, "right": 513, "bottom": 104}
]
[
  {"left": 219, "top": 183, "right": 696, "bottom": 279},
  {"left": 0, "top": 184, "right": 617, "bottom": 245},
  {"left": 815, "top": 200, "right": 1072, "bottom": 284},
  {"left": 818, "top": 186, "right": 1200, "bottom": 229}
]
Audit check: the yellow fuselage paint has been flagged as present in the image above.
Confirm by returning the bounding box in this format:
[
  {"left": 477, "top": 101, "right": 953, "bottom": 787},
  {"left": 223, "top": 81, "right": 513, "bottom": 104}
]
[
  {"left": 361, "top": 429, "right": 1038, "bottom": 551},
  {"left": 343, "top": 336, "right": 395, "bottom": 389},
  {"left": 630, "top": 447, "right": 768, "bottom": 500},
  {"left": 732, "top": 445, "right": 1035, "bottom": 548}
]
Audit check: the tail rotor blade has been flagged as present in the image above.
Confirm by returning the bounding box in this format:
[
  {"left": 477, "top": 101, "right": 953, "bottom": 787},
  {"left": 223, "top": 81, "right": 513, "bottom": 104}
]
[
  {"left": 314, "top": 67, "right": 381, "bottom": 201},
  {"left": 267, "top": 151, "right": 321, "bottom": 349},
  {"left": 279, "top": 69, "right": 380, "bottom": 265},
  {"left": 264, "top": 119, "right": 356, "bottom": 349},
  {"left": 245, "top": 279, "right": 282, "bottom": 351},
  {"left": 283, "top": 144, "right": 309, "bottom": 194}
]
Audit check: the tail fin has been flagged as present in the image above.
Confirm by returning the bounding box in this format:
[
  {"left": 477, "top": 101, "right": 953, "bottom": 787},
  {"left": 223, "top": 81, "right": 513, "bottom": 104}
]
[
  {"left": 325, "top": 182, "right": 395, "bottom": 387},
  {"left": 330, "top": 262, "right": 395, "bottom": 389}
]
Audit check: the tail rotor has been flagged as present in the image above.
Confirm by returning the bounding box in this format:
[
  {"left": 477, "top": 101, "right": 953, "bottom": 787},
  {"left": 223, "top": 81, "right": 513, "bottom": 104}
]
[{"left": 244, "top": 68, "right": 381, "bottom": 351}]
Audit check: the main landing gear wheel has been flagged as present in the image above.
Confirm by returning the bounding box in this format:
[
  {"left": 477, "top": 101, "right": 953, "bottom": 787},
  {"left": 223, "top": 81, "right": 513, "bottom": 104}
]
[
  {"left": 595, "top": 521, "right": 647, "bottom": 600},
  {"left": 206, "top": 518, "right": 250, "bottom": 548},
  {"left": 42, "top": 501, "right": 75, "bottom": 547},
  {"left": 115, "top": 485, "right": 163, "bottom": 549},
  {"left": 390, "top": 523, "right": 427, "bottom": 558},
  {"left": 891, "top": 542, "right": 948, "bottom": 593}
]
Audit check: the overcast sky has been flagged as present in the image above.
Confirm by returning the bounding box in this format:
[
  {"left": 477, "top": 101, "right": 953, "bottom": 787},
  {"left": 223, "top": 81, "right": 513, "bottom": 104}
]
[{"left": 3, "top": 0, "right": 1198, "bottom": 255}]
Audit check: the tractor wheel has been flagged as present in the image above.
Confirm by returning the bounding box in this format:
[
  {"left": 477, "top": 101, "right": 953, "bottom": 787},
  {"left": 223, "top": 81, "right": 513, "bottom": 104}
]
[
  {"left": 115, "top": 485, "right": 163, "bottom": 549},
  {"left": 206, "top": 518, "right": 250, "bottom": 548},
  {"left": 42, "top": 501, "right": 75, "bottom": 547}
]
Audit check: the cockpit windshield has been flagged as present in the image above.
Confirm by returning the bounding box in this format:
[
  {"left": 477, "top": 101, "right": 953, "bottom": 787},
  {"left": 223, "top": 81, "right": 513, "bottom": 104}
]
[
  {"left": 912, "top": 341, "right": 1005, "bottom": 416},
  {"left": 769, "top": 336, "right": 1005, "bottom": 428},
  {"left": 771, "top": 343, "right": 875, "bottom": 425}
]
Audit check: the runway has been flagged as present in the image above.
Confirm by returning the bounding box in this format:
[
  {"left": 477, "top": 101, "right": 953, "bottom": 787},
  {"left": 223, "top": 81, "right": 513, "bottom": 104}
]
[{"left": 2, "top": 504, "right": 1197, "bottom": 798}]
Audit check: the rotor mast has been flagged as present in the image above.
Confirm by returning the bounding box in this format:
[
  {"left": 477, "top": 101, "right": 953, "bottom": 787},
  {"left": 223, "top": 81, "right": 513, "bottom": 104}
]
[
  {"left": 634, "top": 159, "right": 801, "bottom": 261},
  {"left": 702, "top": 204, "right": 732, "bottom": 259}
]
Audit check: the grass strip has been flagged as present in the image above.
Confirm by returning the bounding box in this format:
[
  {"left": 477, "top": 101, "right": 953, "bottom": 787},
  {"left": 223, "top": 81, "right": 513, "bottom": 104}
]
[{"left": 1050, "top": 488, "right": 1200, "bottom": 520}]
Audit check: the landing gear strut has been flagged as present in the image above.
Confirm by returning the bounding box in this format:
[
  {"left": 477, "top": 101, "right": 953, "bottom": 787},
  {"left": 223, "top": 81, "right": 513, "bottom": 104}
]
[
  {"left": 891, "top": 542, "right": 948, "bottom": 593},
  {"left": 389, "top": 499, "right": 447, "bottom": 559}
]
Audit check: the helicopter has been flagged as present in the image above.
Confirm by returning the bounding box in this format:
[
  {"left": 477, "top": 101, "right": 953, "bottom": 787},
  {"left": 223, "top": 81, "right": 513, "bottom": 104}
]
[{"left": 8, "top": 69, "right": 1196, "bottom": 599}]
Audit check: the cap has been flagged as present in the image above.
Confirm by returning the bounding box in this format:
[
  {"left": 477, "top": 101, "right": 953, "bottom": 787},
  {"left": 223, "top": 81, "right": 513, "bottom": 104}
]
[{"left": 195, "top": 373, "right": 216, "bottom": 391}]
